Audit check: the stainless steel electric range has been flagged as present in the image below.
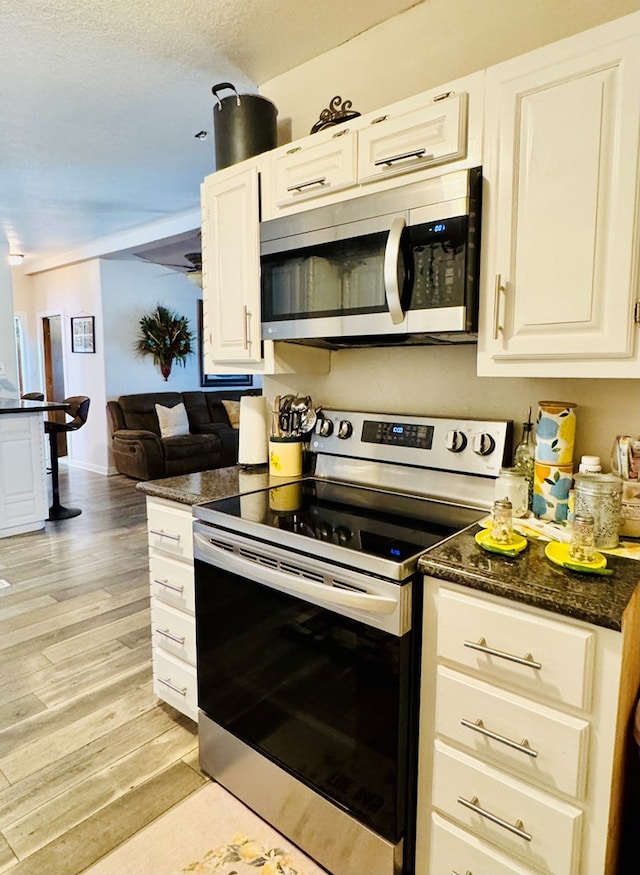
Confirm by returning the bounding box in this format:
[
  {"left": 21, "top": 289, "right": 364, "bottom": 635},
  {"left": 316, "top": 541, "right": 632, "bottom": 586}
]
[{"left": 193, "top": 410, "right": 512, "bottom": 875}]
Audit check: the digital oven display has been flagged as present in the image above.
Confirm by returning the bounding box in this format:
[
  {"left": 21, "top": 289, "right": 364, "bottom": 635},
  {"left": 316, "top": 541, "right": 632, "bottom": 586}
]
[{"left": 361, "top": 419, "right": 434, "bottom": 450}]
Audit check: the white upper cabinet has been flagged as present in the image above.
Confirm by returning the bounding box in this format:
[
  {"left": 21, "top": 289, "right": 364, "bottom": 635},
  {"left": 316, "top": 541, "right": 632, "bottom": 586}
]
[
  {"left": 478, "top": 13, "right": 640, "bottom": 377},
  {"left": 201, "top": 157, "right": 331, "bottom": 375},
  {"left": 357, "top": 91, "right": 467, "bottom": 184},
  {"left": 262, "top": 71, "right": 484, "bottom": 221},
  {"left": 272, "top": 127, "right": 357, "bottom": 208},
  {"left": 201, "top": 160, "right": 262, "bottom": 364}
]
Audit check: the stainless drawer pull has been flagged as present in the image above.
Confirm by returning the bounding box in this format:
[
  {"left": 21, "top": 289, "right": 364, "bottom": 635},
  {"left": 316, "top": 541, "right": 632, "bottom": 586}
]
[
  {"left": 157, "top": 676, "right": 187, "bottom": 696},
  {"left": 155, "top": 628, "right": 186, "bottom": 645},
  {"left": 153, "top": 578, "right": 184, "bottom": 594},
  {"left": 461, "top": 718, "right": 538, "bottom": 758},
  {"left": 457, "top": 795, "right": 532, "bottom": 842},
  {"left": 451, "top": 871, "right": 472, "bottom": 875},
  {"left": 149, "top": 528, "right": 181, "bottom": 542},
  {"left": 374, "top": 148, "right": 432, "bottom": 167},
  {"left": 332, "top": 128, "right": 350, "bottom": 137},
  {"left": 464, "top": 637, "right": 542, "bottom": 670},
  {"left": 287, "top": 176, "right": 327, "bottom": 192},
  {"left": 371, "top": 114, "right": 389, "bottom": 124}
]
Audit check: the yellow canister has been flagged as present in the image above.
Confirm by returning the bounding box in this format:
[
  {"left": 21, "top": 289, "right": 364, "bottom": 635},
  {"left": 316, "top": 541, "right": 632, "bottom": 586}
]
[{"left": 269, "top": 436, "right": 303, "bottom": 478}]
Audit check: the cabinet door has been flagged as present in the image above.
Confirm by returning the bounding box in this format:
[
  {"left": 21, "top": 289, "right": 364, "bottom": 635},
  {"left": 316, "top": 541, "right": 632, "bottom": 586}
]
[
  {"left": 0, "top": 413, "right": 48, "bottom": 535},
  {"left": 201, "top": 162, "right": 262, "bottom": 363},
  {"left": 272, "top": 128, "right": 357, "bottom": 208},
  {"left": 478, "top": 15, "right": 640, "bottom": 377},
  {"left": 358, "top": 92, "right": 467, "bottom": 184}
]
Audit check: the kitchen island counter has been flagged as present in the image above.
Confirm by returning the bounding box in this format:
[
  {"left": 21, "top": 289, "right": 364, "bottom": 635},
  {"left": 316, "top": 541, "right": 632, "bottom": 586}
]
[
  {"left": 0, "top": 397, "right": 70, "bottom": 537},
  {"left": 418, "top": 523, "right": 640, "bottom": 631}
]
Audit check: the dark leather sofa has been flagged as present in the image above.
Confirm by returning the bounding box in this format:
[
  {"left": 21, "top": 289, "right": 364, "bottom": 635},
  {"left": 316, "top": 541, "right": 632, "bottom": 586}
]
[{"left": 107, "top": 389, "right": 260, "bottom": 480}]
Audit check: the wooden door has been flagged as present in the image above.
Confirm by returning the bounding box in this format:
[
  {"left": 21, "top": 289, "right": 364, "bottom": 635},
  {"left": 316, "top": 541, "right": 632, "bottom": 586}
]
[{"left": 42, "top": 315, "right": 67, "bottom": 456}]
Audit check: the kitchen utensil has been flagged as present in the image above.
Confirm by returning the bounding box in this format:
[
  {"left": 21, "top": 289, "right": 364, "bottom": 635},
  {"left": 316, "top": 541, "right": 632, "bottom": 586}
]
[{"left": 211, "top": 83, "right": 277, "bottom": 170}]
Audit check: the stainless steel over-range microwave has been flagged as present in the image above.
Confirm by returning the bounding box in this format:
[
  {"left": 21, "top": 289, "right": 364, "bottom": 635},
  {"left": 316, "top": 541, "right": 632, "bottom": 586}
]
[{"left": 260, "top": 166, "right": 482, "bottom": 348}]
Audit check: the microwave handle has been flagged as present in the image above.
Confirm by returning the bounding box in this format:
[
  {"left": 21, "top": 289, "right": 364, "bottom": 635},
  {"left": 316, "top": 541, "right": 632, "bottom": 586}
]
[{"left": 383, "top": 216, "right": 407, "bottom": 325}]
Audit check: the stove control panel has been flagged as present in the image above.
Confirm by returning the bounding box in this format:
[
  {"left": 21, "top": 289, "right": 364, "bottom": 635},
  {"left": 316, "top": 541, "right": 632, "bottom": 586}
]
[{"left": 312, "top": 410, "right": 512, "bottom": 478}]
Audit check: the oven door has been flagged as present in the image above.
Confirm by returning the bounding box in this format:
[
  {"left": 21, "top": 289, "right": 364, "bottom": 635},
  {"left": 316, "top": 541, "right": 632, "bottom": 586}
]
[{"left": 193, "top": 522, "right": 421, "bottom": 875}]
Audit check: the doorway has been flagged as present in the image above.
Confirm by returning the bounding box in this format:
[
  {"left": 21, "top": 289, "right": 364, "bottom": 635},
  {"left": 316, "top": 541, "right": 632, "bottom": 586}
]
[{"left": 42, "top": 315, "right": 67, "bottom": 457}]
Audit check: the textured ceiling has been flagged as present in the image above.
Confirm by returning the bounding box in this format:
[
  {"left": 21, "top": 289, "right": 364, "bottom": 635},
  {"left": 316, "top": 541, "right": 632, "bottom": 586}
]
[{"left": 0, "top": 0, "right": 420, "bottom": 265}]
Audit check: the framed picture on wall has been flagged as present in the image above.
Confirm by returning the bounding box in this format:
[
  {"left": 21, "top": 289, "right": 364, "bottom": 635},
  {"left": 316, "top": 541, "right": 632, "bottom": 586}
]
[{"left": 71, "top": 316, "right": 96, "bottom": 353}]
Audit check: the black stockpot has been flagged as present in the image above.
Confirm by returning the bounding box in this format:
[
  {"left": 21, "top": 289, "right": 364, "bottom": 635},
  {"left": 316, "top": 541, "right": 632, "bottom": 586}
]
[{"left": 211, "top": 82, "right": 278, "bottom": 170}]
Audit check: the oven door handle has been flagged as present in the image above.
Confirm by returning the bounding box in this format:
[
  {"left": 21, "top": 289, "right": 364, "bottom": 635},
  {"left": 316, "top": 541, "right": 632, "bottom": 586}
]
[{"left": 194, "top": 532, "right": 399, "bottom": 616}]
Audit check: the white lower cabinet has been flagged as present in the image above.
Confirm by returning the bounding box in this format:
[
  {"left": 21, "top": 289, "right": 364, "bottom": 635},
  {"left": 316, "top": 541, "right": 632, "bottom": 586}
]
[
  {"left": 416, "top": 580, "right": 632, "bottom": 875},
  {"left": 145, "top": 496, "right": 197, "bottom": 722},
  {"left": 0, "top": 411, "right": 48, "bottom": 537},
  {"left": 432, "top": 740, "right": 582, "bottom": 874},
  {"left": 430, "top": 812, "right": 540, "bottom": 875}
]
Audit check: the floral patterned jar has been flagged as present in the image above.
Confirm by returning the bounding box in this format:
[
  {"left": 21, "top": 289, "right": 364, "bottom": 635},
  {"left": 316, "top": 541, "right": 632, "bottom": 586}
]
[
  {"left": 535, "top": 401, "right": 577, "bottom": 466},
  {"left": 573, "top": 473, "right": 623, "bottom": 549}
]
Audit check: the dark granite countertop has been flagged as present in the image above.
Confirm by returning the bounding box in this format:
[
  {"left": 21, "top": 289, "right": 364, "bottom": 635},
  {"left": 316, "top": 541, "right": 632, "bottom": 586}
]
[
  {"left": 136, "top": 465, "right": 271, "bottom": 505},
  {"left": 137, "top": 467, "right": 640, "bottom": 632},
  {"left": 418, "top": 523, "right": 640, "bottom": 631},
  {"left": 0, "top": 398, "right": 69, "bottom": 414}
]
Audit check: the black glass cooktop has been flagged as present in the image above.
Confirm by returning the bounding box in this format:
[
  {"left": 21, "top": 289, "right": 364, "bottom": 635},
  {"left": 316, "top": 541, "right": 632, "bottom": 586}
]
[{"left": 196, "top": 477, "right": 484, "bottom": 569}]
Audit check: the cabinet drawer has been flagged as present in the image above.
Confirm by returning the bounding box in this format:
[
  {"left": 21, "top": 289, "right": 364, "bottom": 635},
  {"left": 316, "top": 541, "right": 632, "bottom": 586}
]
[
  {"left": 432, "top": 740, "right": 582, "bottom": 874},
  {"left": 149, "top": 553, "right": 195, "bottom": 615},
  {"left": 147, "top": 499, "right": 193, "bottom": 561},
  {"left": 152, "top": 602, "right": 197, "bottom": 666},
  {"left": 430, "top": 812, "right": 540, "bottom": 875},
  {"left": 357, "top": 92, "right": 467, "bottom": 184},
  {"left": 437, "top": 588, "right": 594, "bottom": 710},
  {"left": 436, "top": 666, "right": 590, "bottom": 798},
  {"left": 273, "top": 129, "right": 357, "bottom": 207},
  {"left": 152, "top": 648, "right": 198, "bottom": 721}
]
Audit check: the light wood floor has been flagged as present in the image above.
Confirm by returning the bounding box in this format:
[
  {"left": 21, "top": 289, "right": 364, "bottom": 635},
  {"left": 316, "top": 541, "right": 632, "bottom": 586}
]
[{"left": 0, "top": 466, "right": 207, "bottom": 875}]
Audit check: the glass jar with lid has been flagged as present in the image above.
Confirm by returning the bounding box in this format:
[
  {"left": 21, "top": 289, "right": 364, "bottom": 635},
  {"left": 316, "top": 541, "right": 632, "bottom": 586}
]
[
  {"left": 491, "top": 498, "right": 514, "bottom": 545},
  {"left": 494, "top": 467, "right": 528, "bottom": 518},
  {"left": 573, "top": 473, "right": 623, "bottom": 549}
]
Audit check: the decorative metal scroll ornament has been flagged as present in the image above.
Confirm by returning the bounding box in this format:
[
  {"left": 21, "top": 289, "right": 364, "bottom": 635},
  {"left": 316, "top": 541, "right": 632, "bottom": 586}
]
[{"left": 310, "top": 96, "right": 361, "bottom": 134}]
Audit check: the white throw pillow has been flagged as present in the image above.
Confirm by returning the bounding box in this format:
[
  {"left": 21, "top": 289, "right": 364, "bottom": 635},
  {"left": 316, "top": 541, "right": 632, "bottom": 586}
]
[{"left": 155, "top": 402, "right": 190, "bottom": 438}]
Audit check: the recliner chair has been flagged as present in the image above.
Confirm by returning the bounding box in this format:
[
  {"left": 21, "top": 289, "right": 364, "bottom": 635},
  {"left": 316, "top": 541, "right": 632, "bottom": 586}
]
[{"left": 44, "top": 396, "right": 90, "bottom": 520}]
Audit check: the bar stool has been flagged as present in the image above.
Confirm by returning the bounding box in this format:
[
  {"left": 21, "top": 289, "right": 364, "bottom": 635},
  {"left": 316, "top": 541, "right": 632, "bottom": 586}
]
[
  {"left": 21, "top": 392, "right": 45, "bottom": 401},
  {"left": 44, "top": 396, "right": 90, "bottom": 520}
]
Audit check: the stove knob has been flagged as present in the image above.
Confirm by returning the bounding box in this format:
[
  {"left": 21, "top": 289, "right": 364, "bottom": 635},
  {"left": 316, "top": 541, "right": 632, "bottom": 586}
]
[
  {"left": 445, "top": 429, "right": 467, "bottom": 453},
  {"left": 472, "top": 432, "right": 496, "bottom": 456},
  {"left": 337, "top": 420, "right": 353, "bottom": 439},
  {"left": 316, "top": 520, "right": 332, "bottom": 540},
  {"left": 315, "top": 417, "right": 333, "bottom": 437},
  {"left": 334, "top": 525, "right": 352, "bottom": 545}
]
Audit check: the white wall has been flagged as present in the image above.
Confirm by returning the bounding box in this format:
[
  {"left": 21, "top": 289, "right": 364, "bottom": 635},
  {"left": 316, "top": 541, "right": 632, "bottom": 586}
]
[
  {"left": 261, "top": 0, "right": 640, "bottom": 142},
  {"left": 259, "top": 0, "right": 640, "bottom": 466},
  {"left": 0, "top": 241, "right": 19, "bottom": 398},
  {"left": 100, "top": 258, "right": 202, "bottom": 398}
]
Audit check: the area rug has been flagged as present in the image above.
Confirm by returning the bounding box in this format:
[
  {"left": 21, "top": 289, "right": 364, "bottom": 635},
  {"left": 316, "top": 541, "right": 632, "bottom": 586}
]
[{"left": 82, "top": 782, "right": 329, "bottom": 875}]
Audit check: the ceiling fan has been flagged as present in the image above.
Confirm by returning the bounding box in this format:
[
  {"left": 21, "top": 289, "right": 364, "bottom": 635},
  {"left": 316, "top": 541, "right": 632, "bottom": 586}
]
[
  {"left": 133, "top": 247, "right": 203, "bottom": 287},
  {"left": 183, "top": 252, "right": 203, "bottom": 287}
]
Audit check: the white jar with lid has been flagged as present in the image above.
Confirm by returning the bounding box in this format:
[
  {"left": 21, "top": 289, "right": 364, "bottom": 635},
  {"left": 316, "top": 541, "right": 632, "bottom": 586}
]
[
  {"left": 579, "top": 455, "right": 602, "bottom": 474},
  {"left": 494, "top": 467, "right": 528, "bottom": 518}
]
